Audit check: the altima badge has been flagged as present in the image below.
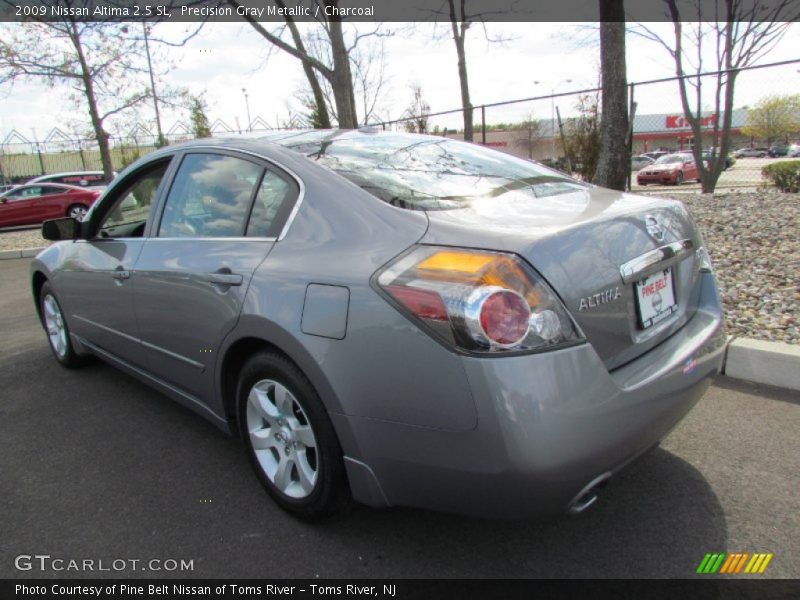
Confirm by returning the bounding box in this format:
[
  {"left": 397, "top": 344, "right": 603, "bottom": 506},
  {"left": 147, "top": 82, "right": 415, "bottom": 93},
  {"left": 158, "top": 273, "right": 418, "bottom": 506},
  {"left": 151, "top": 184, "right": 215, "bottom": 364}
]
[{"left": 579, "top": 287, "right": 622, "bottom": 311}]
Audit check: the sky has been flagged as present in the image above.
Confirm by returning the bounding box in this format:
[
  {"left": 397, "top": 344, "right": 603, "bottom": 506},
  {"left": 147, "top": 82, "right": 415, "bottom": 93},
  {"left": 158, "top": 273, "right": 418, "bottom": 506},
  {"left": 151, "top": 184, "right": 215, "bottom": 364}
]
[{"left": 1, "top": 21, "right": 798, "bottom": 143}]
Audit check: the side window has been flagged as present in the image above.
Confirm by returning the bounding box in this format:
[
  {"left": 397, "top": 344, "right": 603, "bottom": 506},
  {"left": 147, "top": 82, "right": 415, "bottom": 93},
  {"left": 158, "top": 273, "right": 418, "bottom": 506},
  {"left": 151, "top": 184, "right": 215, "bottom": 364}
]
[
  {"left": 7, "top": 186, "right": 42, "bottom": 201},
  {"left": 38, "top": 185, "right": 63, "bottom": 196},
  {"left": 246, "top": 170, "right": 296, "bottom": 238},
  {"left": 159, "top": 153, "right": 262, "bottom": 238},
  {"left": 98, "top": 162, "right": 169, "bottom": 238}
]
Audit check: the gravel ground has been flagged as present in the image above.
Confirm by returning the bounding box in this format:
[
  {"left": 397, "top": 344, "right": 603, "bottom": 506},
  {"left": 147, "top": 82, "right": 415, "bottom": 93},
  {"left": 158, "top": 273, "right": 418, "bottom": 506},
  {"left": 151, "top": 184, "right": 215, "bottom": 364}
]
[
  {"left": 663, "top": 191, "right": 798, "bottom": 344},
  {"left": 1, "top": 191, "right": 797, "bottom": 344},
  {"left": 0, "top": 228, "right": 49, "bottom": 252}
]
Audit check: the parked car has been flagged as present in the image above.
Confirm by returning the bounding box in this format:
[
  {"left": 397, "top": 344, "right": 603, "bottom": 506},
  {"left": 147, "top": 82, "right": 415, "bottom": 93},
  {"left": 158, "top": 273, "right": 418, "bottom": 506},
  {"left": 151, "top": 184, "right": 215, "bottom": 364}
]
[
  {"left": 28, "top": 170, "right": 114, "bottom": 187},
  {"left": 733, "top": 147, "right": 768, "bottom": 158},
  {"left": 637, "top": 153, "right": 700, "bottom": 186},
  {"left": 788, "top": 143, "right": 800, "bottom": 157},
  {"left": 31, "top": 132, "right": 725, "bottom": 520},
  {"left": 700, "top": 150, "right": 735, "bottom": 170},
  {"left": 768, "top": 143, "right": 790, "bottom": 158},
  {"left": 0, "top": 184, "right": 17, "bottom": 194},
  {"left": 0, "top": 183, "right": 102, "bottom": 227},
  {"left": 631, "top": 155, "right": 655, "bottom": 171}
]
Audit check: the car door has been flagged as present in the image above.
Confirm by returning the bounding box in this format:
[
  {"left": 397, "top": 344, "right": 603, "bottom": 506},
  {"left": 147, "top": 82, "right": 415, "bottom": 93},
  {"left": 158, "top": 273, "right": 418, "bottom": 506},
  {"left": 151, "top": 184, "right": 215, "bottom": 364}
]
[
  {"left": 133, "top": 150, "right": 299, "bottom": 404},
  {"left": 56, "top": 159, "right": 174, "bottom": 367},
  {"left": 37, "top": 184, "right": 75, "bottom": 220},
  {"left": 0, "top": 186, "right": 45, "bottom": 226}
]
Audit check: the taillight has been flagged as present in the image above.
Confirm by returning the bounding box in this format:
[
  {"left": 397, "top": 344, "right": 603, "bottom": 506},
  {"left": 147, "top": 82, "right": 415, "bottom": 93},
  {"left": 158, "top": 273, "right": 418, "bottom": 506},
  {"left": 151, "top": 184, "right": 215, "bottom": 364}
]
[{"left": 375, "top": 246, "right": 583, "bottom": 354}]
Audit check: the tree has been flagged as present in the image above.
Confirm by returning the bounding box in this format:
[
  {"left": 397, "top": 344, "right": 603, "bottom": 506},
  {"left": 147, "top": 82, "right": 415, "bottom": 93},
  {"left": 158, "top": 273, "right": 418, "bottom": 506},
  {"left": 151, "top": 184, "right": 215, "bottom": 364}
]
[
  {"left": 636, "top": 1, "right": 798, "bottom": 193},
  {"left": 230, "top": 0, "right": 373, "bottom": 129},
  {"left": 514, "top": 113, "right": 543, "bottom": 159},
  {"left": 299, "top": 23, "right": 391, "bottom": 127},
  {"left": 189, "top": 95, "right": 212, "bottom": 138},
  {"left": 563, "top": 94, "right": 601, "bottom": 181},
  {"left": 741, "top": 94, "right": 800, "bottom": 145},
  {"left": 440, "top": 2, "right": 510, "bottom": 142},
  {"left": 401, "top": 84, "right": 431, "bottom": 133},
  {"left": 592, "top": 1, "right": 629, "bottom": 190},
  {"left": 0, "top": 20, "right": 152, "bottom": 180}
]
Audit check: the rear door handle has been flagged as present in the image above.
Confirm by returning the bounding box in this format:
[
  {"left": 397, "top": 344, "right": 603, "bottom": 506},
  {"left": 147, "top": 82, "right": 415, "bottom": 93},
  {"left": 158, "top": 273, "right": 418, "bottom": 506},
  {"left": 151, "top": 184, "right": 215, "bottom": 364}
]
[
  {"left": 111, "top": 269, "right": 130, "bottom": 281},
  {"left": 204, "top": 272, "right": 243, "bottom": 286}
]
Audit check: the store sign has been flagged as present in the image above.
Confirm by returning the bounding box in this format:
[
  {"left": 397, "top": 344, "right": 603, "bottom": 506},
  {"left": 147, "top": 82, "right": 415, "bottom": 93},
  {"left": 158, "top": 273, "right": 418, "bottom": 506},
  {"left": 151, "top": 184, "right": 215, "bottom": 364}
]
[{"left": 665, "top": 113, "right": 718, "bottom": 129}]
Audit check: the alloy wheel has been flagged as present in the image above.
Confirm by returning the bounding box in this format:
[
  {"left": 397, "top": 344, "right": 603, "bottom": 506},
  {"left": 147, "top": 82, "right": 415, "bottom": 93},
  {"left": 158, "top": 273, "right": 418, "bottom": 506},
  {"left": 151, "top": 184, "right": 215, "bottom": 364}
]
[
  {"left": 246, "top": 379, "right": 319, "bottom": 499},
  {"left": 69, "top": 205, "right": 88, "bottom": 220},
  {"left": 43, "top": 294, "right": 68, "bottom": 358}
]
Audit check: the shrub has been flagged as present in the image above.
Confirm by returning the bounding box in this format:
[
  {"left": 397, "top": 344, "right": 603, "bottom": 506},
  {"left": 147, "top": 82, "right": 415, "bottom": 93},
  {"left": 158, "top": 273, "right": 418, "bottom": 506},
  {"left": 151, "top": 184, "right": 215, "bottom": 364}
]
[{"left": 762, "top": 160, "right": 800, "bottom": 192}]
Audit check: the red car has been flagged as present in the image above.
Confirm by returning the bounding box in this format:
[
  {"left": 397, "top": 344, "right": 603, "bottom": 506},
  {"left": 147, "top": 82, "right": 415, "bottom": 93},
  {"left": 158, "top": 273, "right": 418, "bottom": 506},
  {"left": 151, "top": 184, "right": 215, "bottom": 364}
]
[
  {"left": 636, "top": 153, "right": 700, "bottom": 186},
  {"left": 0, "top": 183, "right": 102, "bottom": 227}
]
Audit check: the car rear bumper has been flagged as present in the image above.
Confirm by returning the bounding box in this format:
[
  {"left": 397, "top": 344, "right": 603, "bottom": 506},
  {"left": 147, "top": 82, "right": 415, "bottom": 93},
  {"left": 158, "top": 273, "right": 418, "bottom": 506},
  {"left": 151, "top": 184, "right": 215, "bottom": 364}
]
[{"left": 337, "top": 273, "right": 725, "bottom": 518}]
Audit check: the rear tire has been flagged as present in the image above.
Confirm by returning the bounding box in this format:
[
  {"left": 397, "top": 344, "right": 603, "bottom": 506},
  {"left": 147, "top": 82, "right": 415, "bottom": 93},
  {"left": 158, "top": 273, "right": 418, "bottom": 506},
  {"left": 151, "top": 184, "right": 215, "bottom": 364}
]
[
  {"left": 67, "top": 204, "right": 88, "bottom": 221},
  {"left": 39, "top": 282, "right": 90, "bottom": 368},
  {"left": 237, "top": 351, "right": 349, "bottom": 520},
  {"left": 675, "top": 171, "right": 684, "bottom": 185}
]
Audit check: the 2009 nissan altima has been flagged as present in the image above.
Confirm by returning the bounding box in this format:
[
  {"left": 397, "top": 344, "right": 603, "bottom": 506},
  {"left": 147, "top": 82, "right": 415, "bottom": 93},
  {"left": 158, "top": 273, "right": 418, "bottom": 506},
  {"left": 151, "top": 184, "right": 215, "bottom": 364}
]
[{"left": 31, "top": 130, "right": 726, "bottom": 519}]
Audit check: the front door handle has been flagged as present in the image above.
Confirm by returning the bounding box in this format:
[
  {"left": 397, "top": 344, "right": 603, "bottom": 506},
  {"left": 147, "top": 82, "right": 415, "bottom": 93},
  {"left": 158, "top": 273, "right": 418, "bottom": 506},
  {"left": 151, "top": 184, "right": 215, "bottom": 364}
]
[
  {"left": 204, "top": 272, "right": 243, "bottom": 286},
  {"left": 111, "top": 269, "right": 130, "bottom": 281}
]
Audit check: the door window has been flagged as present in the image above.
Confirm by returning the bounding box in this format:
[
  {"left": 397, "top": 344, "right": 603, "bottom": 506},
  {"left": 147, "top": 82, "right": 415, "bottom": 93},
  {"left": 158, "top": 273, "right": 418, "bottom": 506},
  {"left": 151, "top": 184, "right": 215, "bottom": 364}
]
[
  {"left": 159, "top": 153, "right": 262, "bottom": 238},
  {"left": 98, "top": 162, "right": 169, "bottom": 238},
  {"left": 246, "top": 170, "right": 296, "bottom": 238},
  {"left": 5, "top": 186, "right": 43, "bottom": 201}
]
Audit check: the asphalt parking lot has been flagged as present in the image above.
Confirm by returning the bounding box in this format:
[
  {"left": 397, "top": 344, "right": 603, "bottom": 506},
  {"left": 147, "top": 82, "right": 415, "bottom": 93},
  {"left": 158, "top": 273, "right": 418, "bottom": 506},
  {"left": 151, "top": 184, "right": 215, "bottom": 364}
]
[{"left": 1, "top": 257, "right": 798, "bottom": 579}]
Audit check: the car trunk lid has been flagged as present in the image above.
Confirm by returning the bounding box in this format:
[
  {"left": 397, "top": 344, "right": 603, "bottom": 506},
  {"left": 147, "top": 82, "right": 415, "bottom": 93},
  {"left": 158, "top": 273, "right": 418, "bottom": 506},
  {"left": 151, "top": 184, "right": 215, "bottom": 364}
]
[{"left": 421, "top": 186, "right": 705, "bottom": 370}]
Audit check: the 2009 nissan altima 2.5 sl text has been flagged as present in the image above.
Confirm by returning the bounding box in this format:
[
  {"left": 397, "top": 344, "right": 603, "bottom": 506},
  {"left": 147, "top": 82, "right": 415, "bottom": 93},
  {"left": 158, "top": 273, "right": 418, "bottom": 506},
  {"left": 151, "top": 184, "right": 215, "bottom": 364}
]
[{"left": 30, "top": 130, "right": 726, "bottom": 520}]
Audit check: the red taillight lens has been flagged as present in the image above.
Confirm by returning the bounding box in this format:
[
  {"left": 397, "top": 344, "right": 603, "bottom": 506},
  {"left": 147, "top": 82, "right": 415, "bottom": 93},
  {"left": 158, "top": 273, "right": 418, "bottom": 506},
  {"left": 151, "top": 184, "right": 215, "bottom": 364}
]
[
  {"left": 384, "top": 285, "right": 448, "bottom": 322},
  {"left": 376, "top": 246, "right": 582, "bottom": 354},
  {"left": 478, "top": 290, "right": 530, "bottom": 346}
]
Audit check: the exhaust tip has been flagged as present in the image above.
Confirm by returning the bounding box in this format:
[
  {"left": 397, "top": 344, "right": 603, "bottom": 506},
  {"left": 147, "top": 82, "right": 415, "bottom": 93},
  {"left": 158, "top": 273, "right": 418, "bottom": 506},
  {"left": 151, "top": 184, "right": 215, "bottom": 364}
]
[{"left": 567, "top": 472, "right": 611, "bottom": 515}]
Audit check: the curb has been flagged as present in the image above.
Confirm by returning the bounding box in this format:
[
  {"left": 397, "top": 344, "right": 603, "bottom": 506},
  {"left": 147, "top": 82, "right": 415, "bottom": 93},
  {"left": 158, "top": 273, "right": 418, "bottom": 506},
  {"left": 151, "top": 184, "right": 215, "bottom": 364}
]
[
  {"left": 1, "top": 248, "right": 798, "bottom": 391},
  {"left": 0, "top": 247, "right": 45, "bottom": 260},
  {"left": 724, "top": 338, "right": 800, "bottom": 392}
]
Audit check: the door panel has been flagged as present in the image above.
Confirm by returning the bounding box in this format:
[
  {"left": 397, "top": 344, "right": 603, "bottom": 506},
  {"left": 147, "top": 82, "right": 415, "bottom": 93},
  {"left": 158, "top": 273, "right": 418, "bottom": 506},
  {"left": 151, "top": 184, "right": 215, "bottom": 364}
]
[
  {"left": 132, "top": 151, "right": 296, "bottom": 404},
  {"left": 133, "top": 239, "right": 273, "bottom": 400},
  {"left": 55, "top": 159, "right": 173, "bottom": 367},
  {"left": 58, "top": 239, "right": 148, "bottom": 367}
]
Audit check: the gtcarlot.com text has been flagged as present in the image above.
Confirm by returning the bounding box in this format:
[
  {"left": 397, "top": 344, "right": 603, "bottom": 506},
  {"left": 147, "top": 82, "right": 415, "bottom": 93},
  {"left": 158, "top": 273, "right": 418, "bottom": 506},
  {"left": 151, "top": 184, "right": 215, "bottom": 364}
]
[{"left": 14, "top": 554, "right": 193, "bottom": 573}]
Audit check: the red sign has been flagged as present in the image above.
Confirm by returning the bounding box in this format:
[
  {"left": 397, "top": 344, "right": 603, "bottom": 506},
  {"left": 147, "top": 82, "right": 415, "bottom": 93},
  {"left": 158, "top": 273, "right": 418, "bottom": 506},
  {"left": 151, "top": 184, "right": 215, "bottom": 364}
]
[{"left": 665, "top": 114, "right": 718, "bottom": 129}]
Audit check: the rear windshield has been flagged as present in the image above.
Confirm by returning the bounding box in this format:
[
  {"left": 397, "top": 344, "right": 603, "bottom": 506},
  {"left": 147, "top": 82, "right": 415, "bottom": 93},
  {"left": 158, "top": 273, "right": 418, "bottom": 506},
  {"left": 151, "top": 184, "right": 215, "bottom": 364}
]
[{"left": 271, "top": 132, "right": 586, "bottom": 211}]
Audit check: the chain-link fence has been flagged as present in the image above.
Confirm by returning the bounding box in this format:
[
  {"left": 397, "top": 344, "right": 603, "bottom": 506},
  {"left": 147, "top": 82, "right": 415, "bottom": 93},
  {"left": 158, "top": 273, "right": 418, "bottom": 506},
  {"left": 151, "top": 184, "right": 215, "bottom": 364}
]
[
  {"left": 0, "top": 125, "right": 285, "bottom": 185},
  {"left": 2, "top": 60, "right": 799, "bottom": 191},
  {"left": 376, "top": 59, "right": 800, "bottom": 192}
]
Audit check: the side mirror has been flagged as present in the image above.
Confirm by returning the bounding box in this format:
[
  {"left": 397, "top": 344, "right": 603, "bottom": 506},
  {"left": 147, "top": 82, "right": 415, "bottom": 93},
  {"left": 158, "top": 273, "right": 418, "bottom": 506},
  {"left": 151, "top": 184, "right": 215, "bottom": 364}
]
[{"left": 42, "top": 217, "right": 81, "bottom": 241}]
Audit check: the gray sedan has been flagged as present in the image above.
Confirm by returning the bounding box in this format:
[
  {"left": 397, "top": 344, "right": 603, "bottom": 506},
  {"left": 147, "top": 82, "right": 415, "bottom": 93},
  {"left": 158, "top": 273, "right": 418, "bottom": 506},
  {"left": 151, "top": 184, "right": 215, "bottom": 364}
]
[{"left": 31, "top": 131, "right": 726, "bottom": 519}]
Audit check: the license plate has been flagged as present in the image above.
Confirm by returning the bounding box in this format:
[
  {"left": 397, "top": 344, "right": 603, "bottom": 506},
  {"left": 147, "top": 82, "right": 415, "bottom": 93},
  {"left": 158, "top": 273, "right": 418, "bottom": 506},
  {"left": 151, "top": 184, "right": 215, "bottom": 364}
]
[{"left": 635, "top": 268, "right": 677, "bottom": 329}]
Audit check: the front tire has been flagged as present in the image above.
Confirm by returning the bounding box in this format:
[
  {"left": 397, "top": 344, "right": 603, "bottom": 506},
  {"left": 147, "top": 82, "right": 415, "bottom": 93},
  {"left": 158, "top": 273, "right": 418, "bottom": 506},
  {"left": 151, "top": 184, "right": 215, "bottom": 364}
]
[
  {"left": 39, "top": 282, "right": 89, "bottom": 368},
  {"left": 237, "top": 352, "right": 349, "bottom": 520},
  {"left": 67, "top": 204, "right": 88, "bottom": 220}
]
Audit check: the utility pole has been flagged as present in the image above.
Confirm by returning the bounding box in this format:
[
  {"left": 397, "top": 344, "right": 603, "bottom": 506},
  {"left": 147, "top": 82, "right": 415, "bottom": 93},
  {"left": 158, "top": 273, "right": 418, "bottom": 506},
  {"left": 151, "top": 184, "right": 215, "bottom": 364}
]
[
  {"left": 143, "top": 23, "right": 165, "bottom": 147},
  {"left": 242, "top": 88, "right": 252, "bottom": 133}
]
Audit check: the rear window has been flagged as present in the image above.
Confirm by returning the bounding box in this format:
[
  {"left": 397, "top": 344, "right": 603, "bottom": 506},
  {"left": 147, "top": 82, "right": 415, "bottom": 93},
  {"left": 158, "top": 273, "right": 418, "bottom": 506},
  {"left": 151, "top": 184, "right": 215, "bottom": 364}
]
[{"left": 274, "top": 133, "right": 586, "bottom": 211}]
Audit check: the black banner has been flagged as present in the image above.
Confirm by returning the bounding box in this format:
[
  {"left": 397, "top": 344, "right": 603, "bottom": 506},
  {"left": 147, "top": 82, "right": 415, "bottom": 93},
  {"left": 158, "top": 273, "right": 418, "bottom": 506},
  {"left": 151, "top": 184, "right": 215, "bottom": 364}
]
[
  {"left": 3, "top": 579, "right": 800, "bottom": 600},
  {"left": 2, "top": 0, "right": 799, "bottom": 23}
]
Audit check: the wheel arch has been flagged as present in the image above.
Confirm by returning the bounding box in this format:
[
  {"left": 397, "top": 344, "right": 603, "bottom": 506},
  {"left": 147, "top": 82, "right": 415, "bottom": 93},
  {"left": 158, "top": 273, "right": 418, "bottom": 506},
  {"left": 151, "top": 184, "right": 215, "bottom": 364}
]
[
  {"left": 31, "top": 270, "right": 48, "bottom": 325},
  {"left": 217, "top": 318, "right": 346, "bottom": 439}
]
